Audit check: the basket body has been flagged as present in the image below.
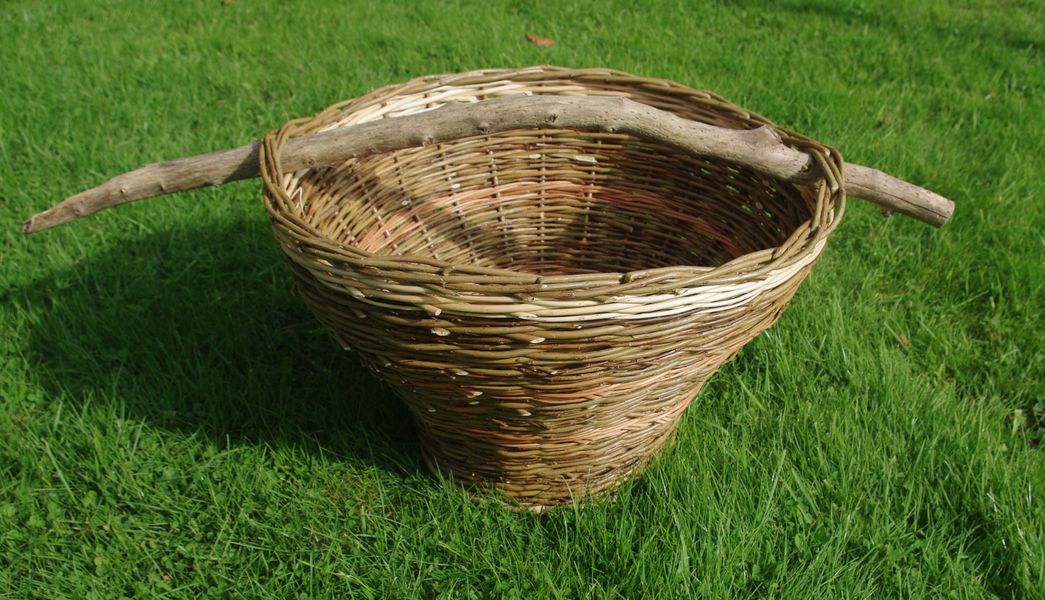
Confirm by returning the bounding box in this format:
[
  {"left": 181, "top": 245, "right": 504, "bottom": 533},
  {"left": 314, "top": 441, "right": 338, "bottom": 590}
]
[{"left": 261, "top": 67, "right": 844, "bottom": 508}]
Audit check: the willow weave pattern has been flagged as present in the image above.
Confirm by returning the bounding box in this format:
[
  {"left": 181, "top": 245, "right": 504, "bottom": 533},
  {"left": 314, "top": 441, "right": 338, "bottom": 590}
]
[{"left": 260, "top": 67, "right": 846, "bottom": 508}]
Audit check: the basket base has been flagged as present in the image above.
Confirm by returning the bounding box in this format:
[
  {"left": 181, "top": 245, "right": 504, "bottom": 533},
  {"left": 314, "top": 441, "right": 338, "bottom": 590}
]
[{"left": 405, "top": 383, "right": 702, "bottom": 509}]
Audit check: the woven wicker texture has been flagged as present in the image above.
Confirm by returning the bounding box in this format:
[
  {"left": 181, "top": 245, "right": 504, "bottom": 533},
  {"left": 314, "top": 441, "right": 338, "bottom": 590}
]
[{"left": 260, "top": 66, "right": 846, "bottom": 508}]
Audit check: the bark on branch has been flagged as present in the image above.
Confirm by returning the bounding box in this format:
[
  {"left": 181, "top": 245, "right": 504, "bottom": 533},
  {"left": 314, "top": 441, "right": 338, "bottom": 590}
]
[{"left": 22, "top": 95, "right": 954, "bottom": 234}]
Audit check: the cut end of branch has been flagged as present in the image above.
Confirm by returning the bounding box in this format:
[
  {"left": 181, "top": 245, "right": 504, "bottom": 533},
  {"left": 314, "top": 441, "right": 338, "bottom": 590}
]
[
  {"left": 845, "top": 163, "right": 955, "bottom": 227},
  {"left": 22, "top": 213, "right": 55, "bottom": 235},
  {"left": 22, "top": 202, "right": 79, "bottom": 235}
]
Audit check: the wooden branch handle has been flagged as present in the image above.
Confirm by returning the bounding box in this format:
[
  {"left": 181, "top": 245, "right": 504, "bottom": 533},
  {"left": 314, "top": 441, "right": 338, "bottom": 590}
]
[
  {"left": 22, "top": 95, "right": 954, "bottom": 234},
  {"left": 845, "top": 164, "right": 953, "bottom": 226}
]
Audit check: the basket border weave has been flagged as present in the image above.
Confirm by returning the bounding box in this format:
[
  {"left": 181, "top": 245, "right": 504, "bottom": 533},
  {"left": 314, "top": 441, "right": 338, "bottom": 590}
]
[{"left": 259, "top": 66, "right": 846, "bottom": 307}]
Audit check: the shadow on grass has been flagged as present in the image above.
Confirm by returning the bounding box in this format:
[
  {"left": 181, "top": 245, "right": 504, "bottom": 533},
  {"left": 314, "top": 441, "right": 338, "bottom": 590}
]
[{"left": 16, "top": 217, "right": 421, "bottom": 478}]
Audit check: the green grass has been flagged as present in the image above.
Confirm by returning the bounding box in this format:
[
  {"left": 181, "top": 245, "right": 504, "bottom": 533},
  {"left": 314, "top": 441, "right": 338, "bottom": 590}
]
[{"left": 1, "top": 0, "right": 1042, "bottom": 597}]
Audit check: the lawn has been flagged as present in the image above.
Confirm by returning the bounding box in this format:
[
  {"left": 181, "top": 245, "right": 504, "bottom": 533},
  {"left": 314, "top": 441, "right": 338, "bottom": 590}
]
[{"left": 1, "top": 0, "right": 1042, "bottom": 597}]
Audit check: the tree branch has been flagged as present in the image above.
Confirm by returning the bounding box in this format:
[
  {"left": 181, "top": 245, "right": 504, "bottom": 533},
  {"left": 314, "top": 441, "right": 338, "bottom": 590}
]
[{"left": 22, "top": 95, "right": 954, "bottom": 234}]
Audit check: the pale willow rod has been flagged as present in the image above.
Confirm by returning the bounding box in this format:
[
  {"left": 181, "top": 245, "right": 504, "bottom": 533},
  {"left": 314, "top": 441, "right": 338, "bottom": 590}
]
[{"left": 22, "top": 95, "right": 954, "bottom": 235}]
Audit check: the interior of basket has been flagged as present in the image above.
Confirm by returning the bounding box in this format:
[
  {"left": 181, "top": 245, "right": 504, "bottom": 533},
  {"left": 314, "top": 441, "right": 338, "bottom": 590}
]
[{"left": 284, "top": 83, "right": 819, "bottom": 276}]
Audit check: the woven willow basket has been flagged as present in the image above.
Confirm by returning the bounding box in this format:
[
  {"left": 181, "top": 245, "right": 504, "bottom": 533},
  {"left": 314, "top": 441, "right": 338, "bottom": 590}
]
[{"left": 257, "top": 66, "right": 845, "bottom": 507}]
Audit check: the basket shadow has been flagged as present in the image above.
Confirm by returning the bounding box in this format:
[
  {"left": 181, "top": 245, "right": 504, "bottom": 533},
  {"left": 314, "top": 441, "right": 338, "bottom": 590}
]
[{"left": 17, "top": 218, "right": 421, "bottom": 477}]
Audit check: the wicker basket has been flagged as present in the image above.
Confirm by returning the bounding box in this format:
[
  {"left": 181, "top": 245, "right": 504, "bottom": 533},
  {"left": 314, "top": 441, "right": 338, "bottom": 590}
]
[{"left": 259, "top": 66, "right": 845, "bottom": 508}]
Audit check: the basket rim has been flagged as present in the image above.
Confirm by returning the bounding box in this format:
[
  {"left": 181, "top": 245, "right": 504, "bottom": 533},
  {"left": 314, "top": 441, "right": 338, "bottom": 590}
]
[{"left": 259, "top": 65, "right": 846, "bottom": 295}]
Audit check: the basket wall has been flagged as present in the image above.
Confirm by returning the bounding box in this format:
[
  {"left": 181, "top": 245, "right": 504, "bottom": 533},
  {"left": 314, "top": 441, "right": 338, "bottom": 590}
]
[{"left": 260, "top": 67, "right": 845, "bottom": 508}]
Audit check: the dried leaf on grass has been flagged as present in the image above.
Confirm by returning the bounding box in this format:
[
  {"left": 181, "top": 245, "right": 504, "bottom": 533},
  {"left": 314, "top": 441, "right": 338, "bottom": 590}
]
[{"left": 526, "top": 33, "right": 555, "bottom": 48}]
